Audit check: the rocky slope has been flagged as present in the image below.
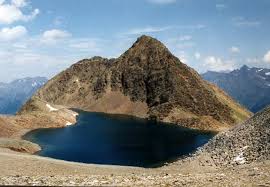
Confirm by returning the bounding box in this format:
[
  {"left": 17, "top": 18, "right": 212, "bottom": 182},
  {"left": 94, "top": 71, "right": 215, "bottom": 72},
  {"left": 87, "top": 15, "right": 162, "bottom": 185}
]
[
  {"left": 20, "top": 35, "right": 251, "bottom": 131},
  {"left": 0, "top": 98, "right": 78, "bottom": 153},
  {"left": 202, "top": 65, "right": 270, "bottom": 113},
  {"left": 196, "top": 105, "right": 270, "bottom": 166},
  {"left": 0, "top": 77, "right": 47, "bottom": 114}
]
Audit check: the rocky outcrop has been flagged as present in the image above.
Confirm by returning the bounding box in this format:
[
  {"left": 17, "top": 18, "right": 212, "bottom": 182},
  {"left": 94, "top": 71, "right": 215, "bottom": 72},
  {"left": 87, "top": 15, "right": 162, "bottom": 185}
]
[
  {"left": 198, "top": 106, "right": 270, "bottom": 166},
  {"left": 20, "top": 35, "right": 251, "bottom": 131}
]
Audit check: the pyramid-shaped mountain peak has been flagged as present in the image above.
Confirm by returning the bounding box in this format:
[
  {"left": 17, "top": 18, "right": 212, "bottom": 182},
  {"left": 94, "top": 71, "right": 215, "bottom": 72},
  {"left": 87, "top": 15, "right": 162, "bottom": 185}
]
[
  {"left": 130, "top": 35, "right": 168, "bottom": 51},
  {"left": 20, "top": 35, "right": 251, "bottom": 132}
]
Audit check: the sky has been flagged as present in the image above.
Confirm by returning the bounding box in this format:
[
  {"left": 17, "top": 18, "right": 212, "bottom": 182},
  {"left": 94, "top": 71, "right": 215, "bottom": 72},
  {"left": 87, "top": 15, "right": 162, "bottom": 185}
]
[{"left": 0, "top": 0, "right": 270, "bottom": 82}]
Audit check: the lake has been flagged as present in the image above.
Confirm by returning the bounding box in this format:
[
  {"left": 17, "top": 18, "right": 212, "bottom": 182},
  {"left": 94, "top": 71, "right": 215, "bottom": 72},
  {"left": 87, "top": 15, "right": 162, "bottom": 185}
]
[{"left": 24, "top": 111, "right": 215, "bottom": 168}]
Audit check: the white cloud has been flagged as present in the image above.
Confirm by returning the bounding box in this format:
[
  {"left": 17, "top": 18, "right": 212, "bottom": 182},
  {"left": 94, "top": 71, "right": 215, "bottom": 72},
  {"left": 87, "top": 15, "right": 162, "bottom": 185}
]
[
  {"left": 41, "top": 29, "right": 71, "bottom": 44},
  {"left": 0, "top": 25, "right": 27, "bottom": 41},
  {"left": 123, "top": 24, "right": 205, "bottom": 36},
  {"left": 124, "top": 26, "right": 171, "bottom": 35},
  {"left": 203, "top": 56, "right": 235, "bottom": 72},
  {"left": 12, "top": 0, "right": 27, "bottom": 7},
  {"left": 53, "top": 16, "right": 65, "bottom": 26},
  {"left": 246, "top": 58, "right": 261, "bottom": 66},
  {"left": 176, "top": 24, "right": 206, "bottom": 30},
  {"left": 194, "top": 52, "right": 201, "bottom": 60},
  {"left": 178, "top": 35, "right": 192, "bottom": 41},
  {"left": 0, "top": 35, "right": 131, "bottom": 82},
  {"left": 69, "top": 39, "right": 101, "bottom": 52},
  {"left": 230, "top": 46, "right": 240, "bottom": 53},
  {"left": 176, "top": 42, "right": 195, "bottom": 49},
  {"left": 174, "top": 50, "right": 188, "bottom": 64},
  {"left": 232, "top": 17, "right": 261, "bottom": 27},
  {"left": 0, "top": 51, "right": 77, "bottom": 82},
  {"left": 216, "top": 4, "right": 226, "bottom": 10},
  {"left": 0, "top": 0, "right": 39, "bottom": 24},
  {"left": 147, "top": 0, "right": 176, "bottom": 4},
  {"left": 167, "top": 35, "right": 192, "bottom": 43},
  {"left": 264, "top": 51, "right": 270, "bottom": 63}
]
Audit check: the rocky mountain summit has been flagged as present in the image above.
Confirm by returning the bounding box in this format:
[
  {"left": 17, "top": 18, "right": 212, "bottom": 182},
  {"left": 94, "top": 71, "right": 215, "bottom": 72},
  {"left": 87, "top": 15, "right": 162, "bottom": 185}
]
[
  {"left": 20, "top": 35, "right": 250, "bottom": 131},
  {"left": 0, "top": 77, "right": 47, "bottom": 114},
  {"left": 202, "top": 65, "right": 270, "bottom": 113}
]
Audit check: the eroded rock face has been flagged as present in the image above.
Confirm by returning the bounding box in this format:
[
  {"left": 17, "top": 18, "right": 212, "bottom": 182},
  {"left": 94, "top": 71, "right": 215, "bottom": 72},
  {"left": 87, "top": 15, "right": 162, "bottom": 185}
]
[{"left": 20, "top": 35, "right": 251, "bottom": 131}]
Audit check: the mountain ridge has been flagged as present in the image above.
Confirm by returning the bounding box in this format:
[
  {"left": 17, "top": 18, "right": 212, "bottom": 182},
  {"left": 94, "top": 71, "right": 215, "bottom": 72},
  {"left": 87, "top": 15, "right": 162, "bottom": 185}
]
[
  {"left": 0, "top": 77, "right": 48, "bottom": 115},
  {"left": 202, "top": 65, "right": 270, "bottom": 112},
  {"left": 19, "top": 35, "right": 251, "bottom": 131}
]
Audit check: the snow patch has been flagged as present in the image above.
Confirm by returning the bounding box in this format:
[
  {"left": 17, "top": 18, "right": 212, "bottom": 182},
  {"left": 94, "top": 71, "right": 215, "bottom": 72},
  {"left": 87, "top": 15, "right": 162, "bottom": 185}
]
[
  {"left": 242, "top": 146, "right": 249, "bottom": 150},
  {"left": 72, "top": 112, "right": 78, "bottom": 117},
  {"left": 234, "top": 152, "right": 245, "bottom": 164},
  {"left": 257, "top": 69, "right": 263, "bottom": 72},
  {"left": 66, "top": 121, "right": 73, "bottom": 126},
  {"left": 234, "top": 146, "right": 248, "bottom": 164},
  {"left": 46, "top": 104, "right": 58, "bottom": 112},
  {"left": 31, "top": 82, "right": 37, "bottom": 87},
  {"left": 265, "top": 72, "right": 270, "bottom": 76}
]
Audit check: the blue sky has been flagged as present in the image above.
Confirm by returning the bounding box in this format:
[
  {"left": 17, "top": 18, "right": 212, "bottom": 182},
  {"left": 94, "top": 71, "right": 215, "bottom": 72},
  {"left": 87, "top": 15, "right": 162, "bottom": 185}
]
[{"left": 0, "top": 0, "right": 270, "bottom": 82}]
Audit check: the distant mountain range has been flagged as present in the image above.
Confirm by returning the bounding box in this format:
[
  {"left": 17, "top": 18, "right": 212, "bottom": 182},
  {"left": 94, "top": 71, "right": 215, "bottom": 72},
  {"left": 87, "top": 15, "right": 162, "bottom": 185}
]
[
  {"left": 0, "top": 77, "right": 47, "bottom": 114},
  {"left": 202, "top": 65, "right": 270, "bottom": 113}
]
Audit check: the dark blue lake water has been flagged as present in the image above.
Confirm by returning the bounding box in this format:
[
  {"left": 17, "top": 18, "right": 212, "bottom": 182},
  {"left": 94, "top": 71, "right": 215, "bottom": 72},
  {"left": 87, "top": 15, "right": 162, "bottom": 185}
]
[{"left": 24, "top": 111, "right": 214, "bottom": 168}]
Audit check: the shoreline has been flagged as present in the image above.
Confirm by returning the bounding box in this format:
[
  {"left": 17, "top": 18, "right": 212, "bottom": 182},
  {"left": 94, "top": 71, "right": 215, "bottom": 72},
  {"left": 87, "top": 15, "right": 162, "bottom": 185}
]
[
  {"left": 0, "top": 105, "right": 79, "bottom": 154},
  {"left": 20, "top": 110, "right": 216, "bottom": 169},
  {"left": 0, "top": 106, "right": 246, "bottom": 168}
]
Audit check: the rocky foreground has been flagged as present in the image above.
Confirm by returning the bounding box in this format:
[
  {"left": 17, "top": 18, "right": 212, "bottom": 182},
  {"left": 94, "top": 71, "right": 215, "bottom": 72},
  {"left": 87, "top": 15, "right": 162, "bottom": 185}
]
[
  {"left": 1, "top": 167, "right": 270, "bottom": 186},
  {"left": 0, "top": 148, "right": 269, "bottom": 186}
]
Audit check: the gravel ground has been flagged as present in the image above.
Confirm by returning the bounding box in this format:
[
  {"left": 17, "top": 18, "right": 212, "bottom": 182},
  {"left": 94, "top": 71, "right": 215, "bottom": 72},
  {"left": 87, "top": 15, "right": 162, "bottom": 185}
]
[
  {"left": 1, "top": 164, "right": 270, "bottom": 186},
  {"left": 198, "top": 106, "right": 270, "bottom": 166},
  {"left": 0, "top": 148, "right": 270, "bottom": 186}
]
